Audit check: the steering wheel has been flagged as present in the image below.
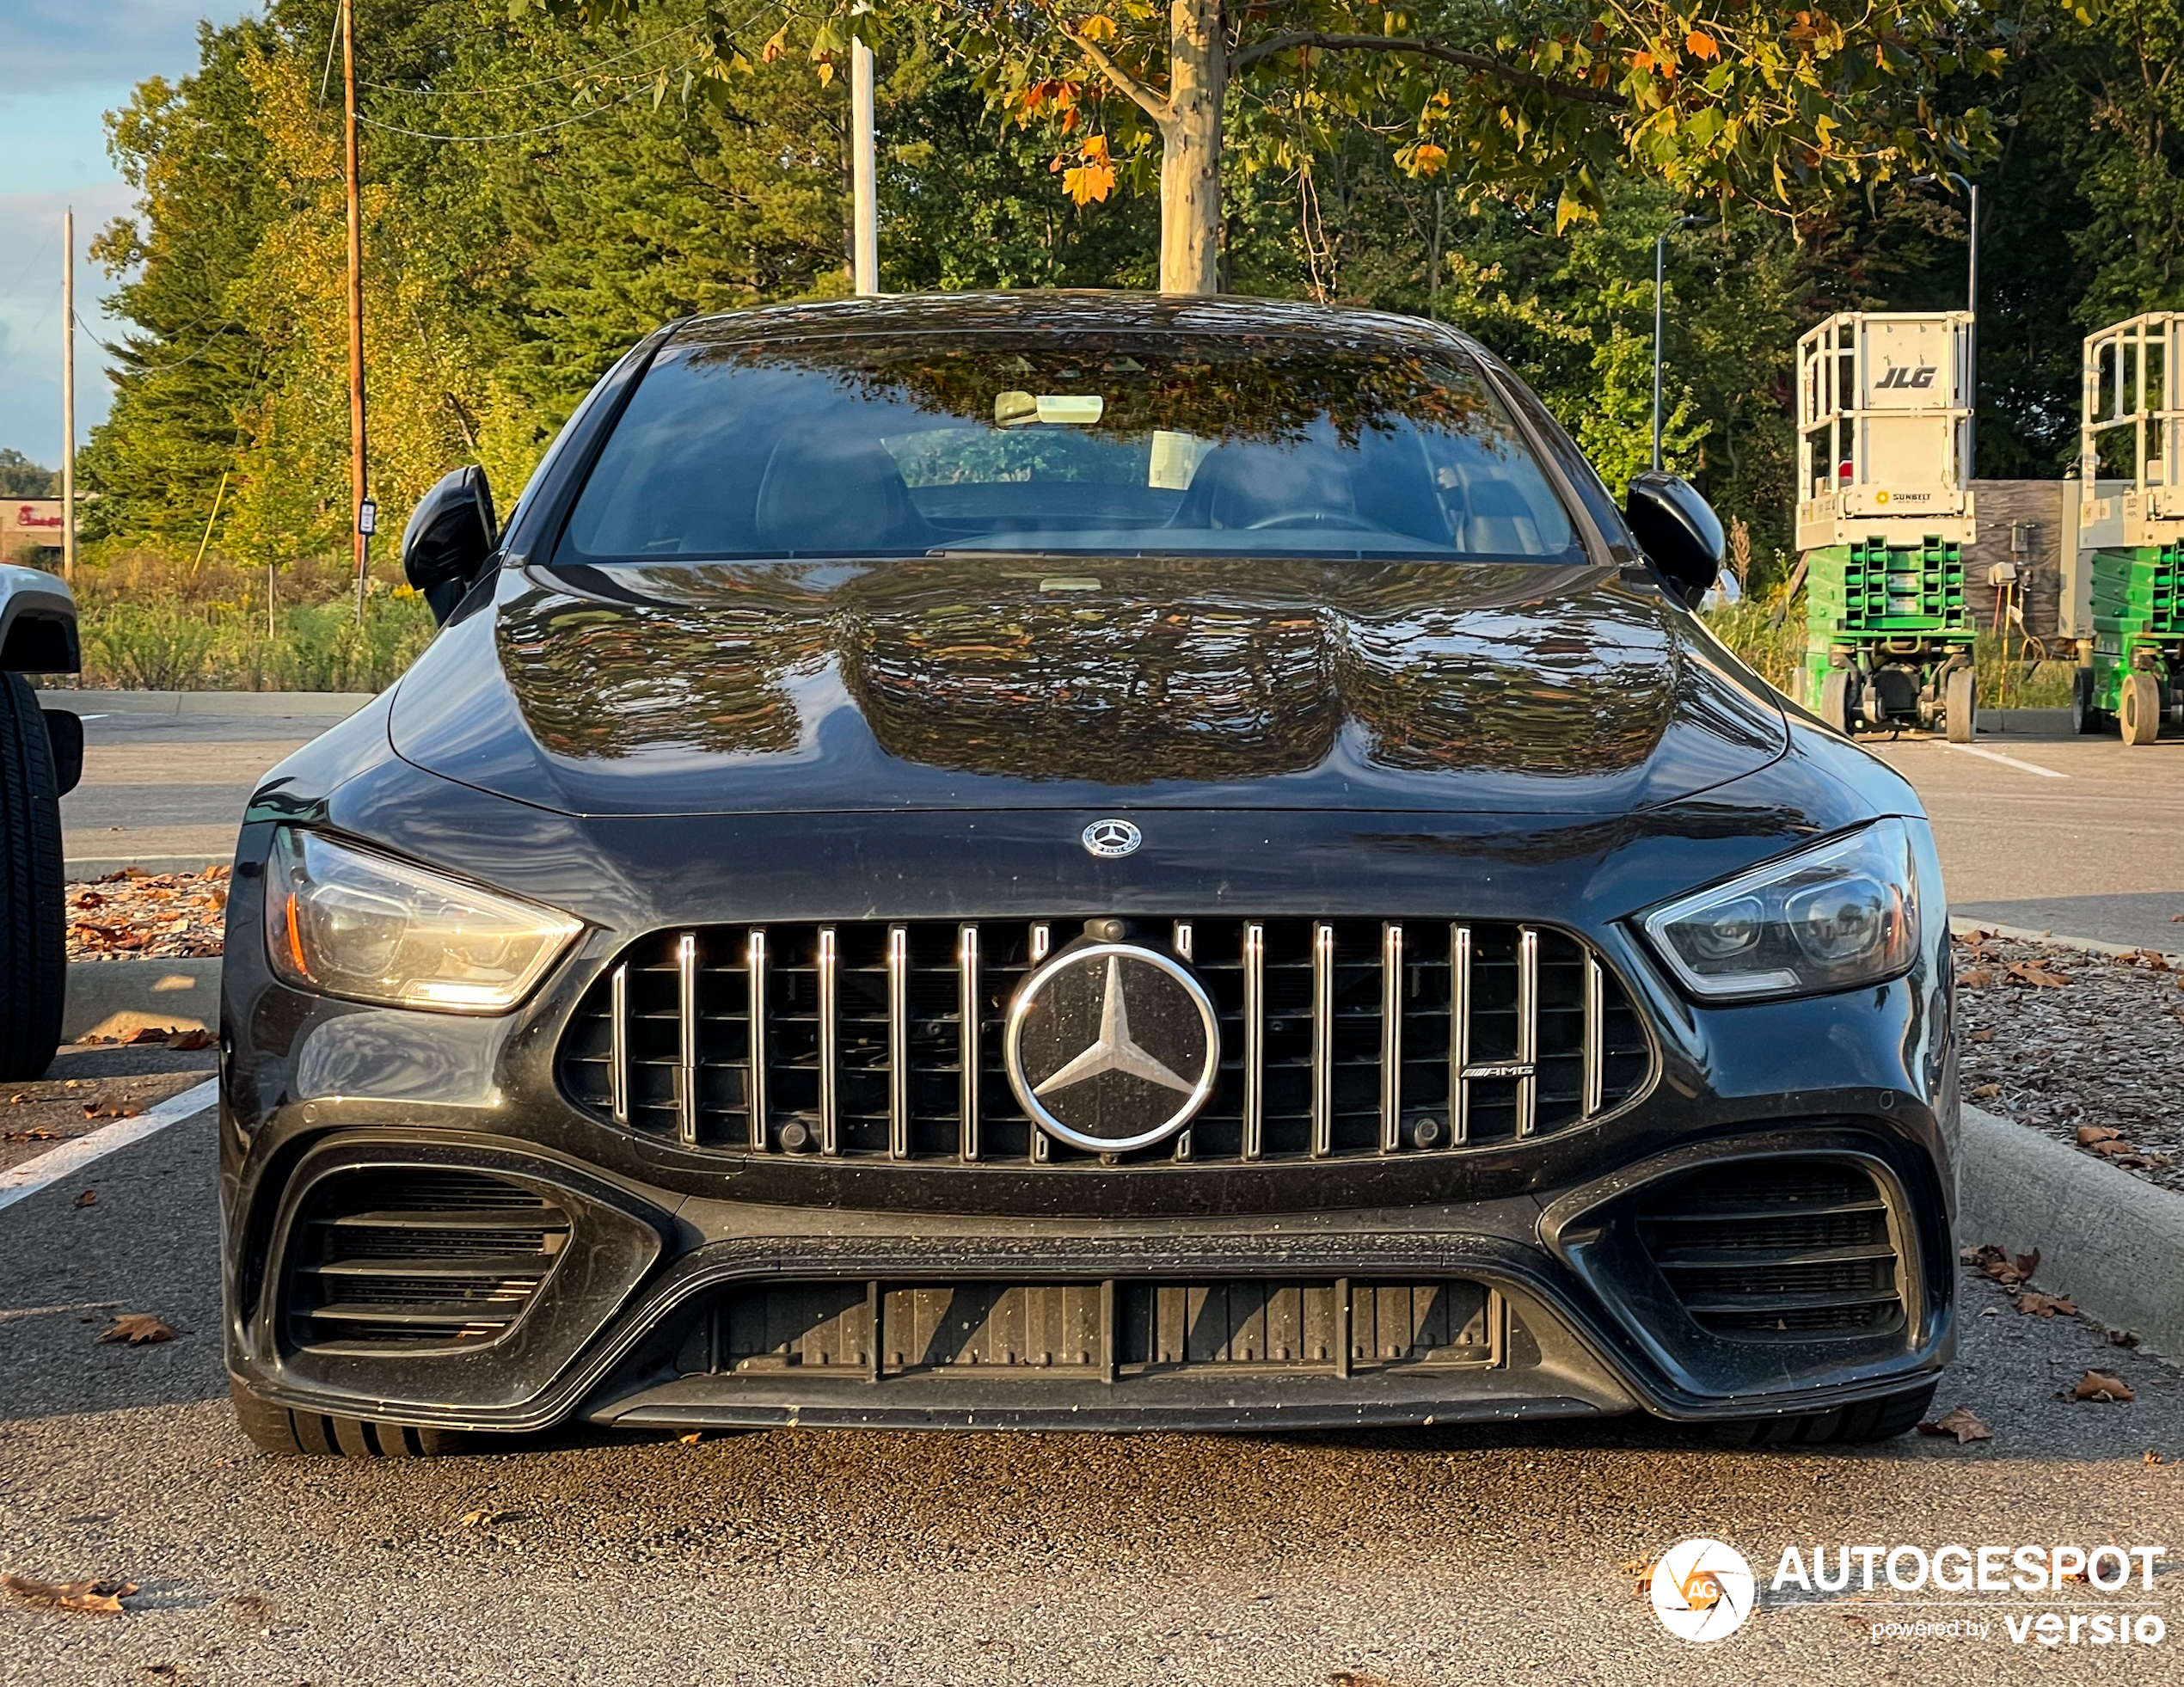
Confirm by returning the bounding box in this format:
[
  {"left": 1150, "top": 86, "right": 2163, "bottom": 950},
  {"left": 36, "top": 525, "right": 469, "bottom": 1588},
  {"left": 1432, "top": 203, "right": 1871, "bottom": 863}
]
[{"left": 1242, "top": 509, "right": 1408, "bottom": 535}]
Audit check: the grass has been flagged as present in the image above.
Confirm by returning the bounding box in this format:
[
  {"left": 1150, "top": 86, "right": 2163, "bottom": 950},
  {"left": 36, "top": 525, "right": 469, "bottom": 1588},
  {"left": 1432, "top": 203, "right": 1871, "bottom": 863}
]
[{"left": 34, "top": 543, "right": 436, "bottom": 694}]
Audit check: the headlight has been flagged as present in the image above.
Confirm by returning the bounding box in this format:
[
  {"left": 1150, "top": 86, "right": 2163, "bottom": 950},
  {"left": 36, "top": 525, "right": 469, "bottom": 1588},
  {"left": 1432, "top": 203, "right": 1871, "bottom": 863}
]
[
  {"left": 1637, "top": 819, "right": 1922, "bottom": 1002},
  {"left": 265, "top": 828, "right": 581, "bottom": 1013}
]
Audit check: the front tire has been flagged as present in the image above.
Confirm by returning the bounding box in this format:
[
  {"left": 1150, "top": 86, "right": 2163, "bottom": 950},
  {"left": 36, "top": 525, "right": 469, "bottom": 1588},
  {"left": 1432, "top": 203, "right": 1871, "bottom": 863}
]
[
  {"left": 1819, "top": 669, "right": 1857, "bottom": 736},
  {"left": 2121, "top": 670, "right": 2163, "bottom": 745},
  {"left": 2071, "top": 666, "right": 2105, "bottom": 735},
  {"left": 0, "top": 672, "right": 64, "bottom": 1081},
  {"left": 1943, "top": 666, "right": 1977, "bottom": 744},
  {"left": 230, "top": 1379, "right": 467, "bottom": 1457},
  {"left": 1709, "top": 1382, "right": 1937, "bottom": 1449}
]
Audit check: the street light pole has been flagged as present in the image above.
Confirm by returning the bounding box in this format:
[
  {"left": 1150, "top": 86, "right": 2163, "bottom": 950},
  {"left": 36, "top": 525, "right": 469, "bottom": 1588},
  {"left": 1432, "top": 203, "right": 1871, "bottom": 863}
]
[{"left": 60, "top": 206, "right": 74, "bottom": 586}]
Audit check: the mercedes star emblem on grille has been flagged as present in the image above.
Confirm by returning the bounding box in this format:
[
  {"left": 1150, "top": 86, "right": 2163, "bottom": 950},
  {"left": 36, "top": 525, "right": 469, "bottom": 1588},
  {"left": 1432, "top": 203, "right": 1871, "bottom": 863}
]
[
  {"left": 1004, "top": 942, "right": 1220, "bottom": 1153},
  {"left": 1081, "top": 818, "right": 1143, "bottom": 858}
]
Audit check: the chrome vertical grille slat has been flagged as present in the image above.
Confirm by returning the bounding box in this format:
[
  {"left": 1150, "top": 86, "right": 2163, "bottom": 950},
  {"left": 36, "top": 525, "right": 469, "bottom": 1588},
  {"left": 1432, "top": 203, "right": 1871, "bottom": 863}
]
[
  {"left": 608, "top": 963, "right": 629, "bottom": 1127},
  {"left": 817, "top": 928, "right": 839, "bottom": 1155},
  {"left": 677, "top": 932, "right": 700, "bottom": 1147},
  {"left": 1310, "top": 923, "right": 1336, "bottom": 1159},
  {"left": 1379, "top": 923, "right": 1402, "bottom": 1153},
  {"left": 745, "top": 929, "right": 768, "bottom": 1150},
  {"left": 561, "top": 917, "right": 1652, "bottom": 1163},
  {"left": 959, "top": 924, "right": 980, "bottom": 1162}
]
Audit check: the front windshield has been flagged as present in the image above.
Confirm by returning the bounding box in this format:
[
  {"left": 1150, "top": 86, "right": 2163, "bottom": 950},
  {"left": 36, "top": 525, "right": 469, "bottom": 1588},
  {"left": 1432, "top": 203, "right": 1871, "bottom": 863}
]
[{"left": 557, "top": 330, "right": 1582, "bottom": 563}]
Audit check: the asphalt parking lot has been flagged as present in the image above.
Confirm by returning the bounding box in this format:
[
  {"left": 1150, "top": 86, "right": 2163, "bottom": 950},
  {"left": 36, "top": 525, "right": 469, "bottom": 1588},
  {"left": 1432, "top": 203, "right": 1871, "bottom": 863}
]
[
  {"left": 0, "top": 1106, "right": 2178, "bottom": 1686},
  {"left": 7, "top": 699, "right": 2181, "bottom": 1684}
]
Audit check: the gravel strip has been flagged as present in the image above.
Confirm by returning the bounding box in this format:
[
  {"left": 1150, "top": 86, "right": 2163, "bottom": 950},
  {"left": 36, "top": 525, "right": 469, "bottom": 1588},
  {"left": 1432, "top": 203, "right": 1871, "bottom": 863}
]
[
  {"left": 63, "top": 868, "right": 229, "bottom": 964},
  {"left": 1953, "top": 929, "right": 2184, "bottom": 1195}
]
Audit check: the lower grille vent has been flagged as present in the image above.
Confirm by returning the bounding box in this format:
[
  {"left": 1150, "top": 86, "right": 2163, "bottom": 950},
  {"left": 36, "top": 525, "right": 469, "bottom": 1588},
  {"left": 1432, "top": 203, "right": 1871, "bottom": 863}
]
[
  {"left": 283, "top": 1170, "right": 571, "bottom": 1351},
  {"left": 688, "top": 1277, "right": 1506, "bottom": 1379},
  {"left": 1636, "top": 1160, "right": 1905, "bottom": 1342}
]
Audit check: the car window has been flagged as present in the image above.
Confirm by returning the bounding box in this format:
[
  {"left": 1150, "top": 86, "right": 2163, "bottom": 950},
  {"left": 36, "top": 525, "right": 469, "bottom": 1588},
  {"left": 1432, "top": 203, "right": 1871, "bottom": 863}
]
[{"left": 555, "top": 333, "right": 1581, "bottom": 563}]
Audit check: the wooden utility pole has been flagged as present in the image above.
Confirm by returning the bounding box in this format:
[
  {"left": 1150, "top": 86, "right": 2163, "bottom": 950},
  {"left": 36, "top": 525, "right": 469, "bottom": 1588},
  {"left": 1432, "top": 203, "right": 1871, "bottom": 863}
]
[
  {"left": 60, "top": 207, "right": 75, "bottom": 585},
  {"left": 341, "top": 0, "right": 369, "bottom": 621}
]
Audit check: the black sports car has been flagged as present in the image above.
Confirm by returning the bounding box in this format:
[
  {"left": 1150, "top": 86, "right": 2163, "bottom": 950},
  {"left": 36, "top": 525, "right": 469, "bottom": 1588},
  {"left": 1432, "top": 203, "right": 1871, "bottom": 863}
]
[{"left": 220, "top": 294, "right": 1954, "bottom": 1457}]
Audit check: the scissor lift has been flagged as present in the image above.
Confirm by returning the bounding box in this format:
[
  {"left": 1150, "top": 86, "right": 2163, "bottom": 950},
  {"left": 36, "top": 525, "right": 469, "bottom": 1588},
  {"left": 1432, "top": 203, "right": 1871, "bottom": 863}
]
[
  {"left": 2069, "top": 313, "right": 2184, "bottom": 744},
  {"left": 1796, "top": 313, "right": 1979, "bottom": 739}
]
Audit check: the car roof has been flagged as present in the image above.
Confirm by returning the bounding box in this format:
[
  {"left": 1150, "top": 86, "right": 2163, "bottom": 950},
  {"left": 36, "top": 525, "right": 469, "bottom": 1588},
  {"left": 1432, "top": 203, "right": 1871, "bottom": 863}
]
[{"left": 665, "top": 290, "right": 1489, "bottom": 362}]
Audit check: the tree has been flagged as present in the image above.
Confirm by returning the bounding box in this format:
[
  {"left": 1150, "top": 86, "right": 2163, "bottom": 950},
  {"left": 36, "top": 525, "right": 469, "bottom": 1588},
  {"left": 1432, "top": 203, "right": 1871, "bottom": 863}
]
[
  {"left": 525, "top": 1, "right": 2001, "bottom": 293},
  {"left": 0, "top": 451, "right": 58, "bottom": 498}
]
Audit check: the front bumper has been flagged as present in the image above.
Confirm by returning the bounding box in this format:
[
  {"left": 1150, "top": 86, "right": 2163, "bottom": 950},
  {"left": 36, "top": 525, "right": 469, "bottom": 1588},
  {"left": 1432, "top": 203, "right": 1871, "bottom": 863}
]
[{"left": 223, "top": 1115, "right": 1954, "bottom": 1436}]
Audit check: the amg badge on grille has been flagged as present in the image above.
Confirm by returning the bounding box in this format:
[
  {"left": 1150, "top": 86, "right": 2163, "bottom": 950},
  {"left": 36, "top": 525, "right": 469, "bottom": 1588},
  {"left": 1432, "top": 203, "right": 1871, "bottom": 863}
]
[{"left": 1005, "top": 942, "right": 1219, "bottom": 1153}]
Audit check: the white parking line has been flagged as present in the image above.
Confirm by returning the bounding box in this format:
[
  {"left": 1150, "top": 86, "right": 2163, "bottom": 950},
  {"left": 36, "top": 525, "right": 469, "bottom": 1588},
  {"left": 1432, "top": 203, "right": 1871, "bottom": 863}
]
[
  {"left": 0, "top": 1077, "right": 218, "bottom": 1214},
  {"left": 1947, "top": 743, "right": 2069, "bottom": 779}
]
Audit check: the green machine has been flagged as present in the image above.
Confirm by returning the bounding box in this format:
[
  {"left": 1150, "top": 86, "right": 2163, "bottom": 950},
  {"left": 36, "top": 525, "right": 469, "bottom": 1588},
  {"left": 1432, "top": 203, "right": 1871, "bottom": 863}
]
[
  {"left": 2069, "top": 314, "right": 2184, "bottom": 745},
  {"left": 1794, "top": 312, "right": 1979, "bottom": 741}
]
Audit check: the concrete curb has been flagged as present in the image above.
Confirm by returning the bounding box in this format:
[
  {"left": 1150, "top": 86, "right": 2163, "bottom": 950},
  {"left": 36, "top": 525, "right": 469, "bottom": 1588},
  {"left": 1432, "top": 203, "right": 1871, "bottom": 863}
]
[
  {"left": 62, "top": 956, "right": 221, "bottom": 1041},
  {"left": 65, "top": 853, "right": 231, "bottom": 880},
  {"left": 1958, "top": 1102, "right": 2184, "bottom": 1358},
  {"left": 34, "top": 688, "right": 372, "bottom": 719},
  {"left": 1973, "top": 706, "right": 2071, "bottom": 736},
  {"left": 1947, "top": 915, "right": 2184, "bottom": 964}
]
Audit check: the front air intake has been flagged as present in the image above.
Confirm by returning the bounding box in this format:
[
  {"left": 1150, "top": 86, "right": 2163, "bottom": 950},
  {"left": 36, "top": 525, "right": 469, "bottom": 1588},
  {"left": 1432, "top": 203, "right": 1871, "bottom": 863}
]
[
  {"left": 281, "top": 1169, "right": 571, "bottom": 1353},
  {"left": 1635, "top": 1160, "right": 1905, "bottom": 1342}
]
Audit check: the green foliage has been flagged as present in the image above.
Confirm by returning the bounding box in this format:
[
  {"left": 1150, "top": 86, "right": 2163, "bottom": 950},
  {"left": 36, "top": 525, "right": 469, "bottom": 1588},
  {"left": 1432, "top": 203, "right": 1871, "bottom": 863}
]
[
  {"left": 0, "top": 451, "right": 58, "bottom": 498},
  {"left": 77, "top": 595, "right": 436, "bottom": 693}
]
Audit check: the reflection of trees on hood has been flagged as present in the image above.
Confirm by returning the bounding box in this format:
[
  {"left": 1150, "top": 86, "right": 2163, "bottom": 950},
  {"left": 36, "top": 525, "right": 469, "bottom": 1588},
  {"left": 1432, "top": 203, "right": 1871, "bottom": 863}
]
[
  {"left": 1325, "top": 566, "right": 1673, "bottom": 776},
  {"left": 671, "top": 322, "right": 1494, "bottom": 451},
  {"left": 496, "top": 555, "right": 1714, "bottom": 784},
  {"left": 496, "top": 568, "right": 832, "bottom": 761}
]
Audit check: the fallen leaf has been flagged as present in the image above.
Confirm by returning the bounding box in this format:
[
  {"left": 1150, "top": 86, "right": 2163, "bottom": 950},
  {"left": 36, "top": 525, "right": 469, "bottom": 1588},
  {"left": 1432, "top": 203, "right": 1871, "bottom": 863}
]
[
  {"left": 2146, "top": 1451, "right": 2166, "bottom": 1467},
  {"left": 1967, "top": 1028, "right": 1996, "bottom": 1043},
  {"left": 81, "top": 1101, "right": 140, "bottom": 1122},
  {"left": 459, "top": 1508, "right": 519, "bottom": 1529},
  {"left": 678, "top": 1431, "right": 703, "bottom": 1445},
  {"left": 2005, "top": 960, "right": 2072, "bottom": 987},
  {"left": 73, "top": 1189, "right": 96, "bottom": 1209},
  {"left": 2075, "top": 1371, "right": 2136, "bottom": 1403},
  {"left": 99, "top": 1315, "right": 174, "bottom": 1346},
  {"left": 165, "top": 1029, "right": 213, "bottom": 1052},
  {"left": 1972, "top": 1083, "right": 2003, "bottom": 1100},
  {"left": 1917, "top": 1405, "right": 1992, "bottom": 1444},
  {"left": 125, "top": 1027, "right": 172, "bottom": 1046},
  {"left": 2015, "top": 1248, "right": 2040, "bottom": 1279},
  {"left": 2089, "top": 1138, "right": 2142, "bottom": 1158},
  {"left": 1958, "top": 968, "right": 1993, "bottom": 988},
  {"left": 2077, "top": 1126, "right": 2126, "bottom": 1146},
  {"left": 3, "top": 1128, "right": 58, "bottom": 1143},
  {"left": 0, "top": 1574, "right": 137, "bottom": 1613},
  {"left": 2016, "top": 1292, "right": 2077, "bottom": 1317}
]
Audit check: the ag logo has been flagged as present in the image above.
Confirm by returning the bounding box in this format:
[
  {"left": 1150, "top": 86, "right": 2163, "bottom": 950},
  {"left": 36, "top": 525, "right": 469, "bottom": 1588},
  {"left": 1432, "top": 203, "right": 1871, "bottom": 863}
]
[{"left": 1647, "top": 1538, "right": 1756, "bottom": 1642}]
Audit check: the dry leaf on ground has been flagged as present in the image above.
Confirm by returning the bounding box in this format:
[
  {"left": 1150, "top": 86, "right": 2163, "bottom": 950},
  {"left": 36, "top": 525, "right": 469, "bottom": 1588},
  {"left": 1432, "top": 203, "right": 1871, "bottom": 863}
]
[
  {"left": 2005, "top": 960, "right": 2073, "bottom": 988},
  {"left": 1918, "top": 1405, "right": 1993, "bottom": 1444},
  {"left": 2074, "top": 1371, "right": 2137, "bottom": 1403},
  {"left": 1959, "top": 968, "right": 1994, "bottom": 988},
  {"left": 72, "top": 1190, "right": 96, "bottom": 1209},
  {"left": 2146, "top": 1451, "right": 2167, "bottom": 1467},
  {"left": 1968, "top": 1028, "right": 1996, "bottom": 1043},
  {"left": 0, "top": 1574, "right": 137, "bottom": 1613},
  {"left": 2077, "top": 1126, "right": 2125, "bottom": 1146},
  {"left": 3, "top": 1128, "right": 58, "bottom": 1144},
  {"left": 99, "top": 1315, "right": 174, "bottom": 1346},
  {"left": 2016, "top": 1292, "right": 2077, "bottom": 1317},
  {"left": 164, "top": 1029, "right": 213, "bottom": 1052}
]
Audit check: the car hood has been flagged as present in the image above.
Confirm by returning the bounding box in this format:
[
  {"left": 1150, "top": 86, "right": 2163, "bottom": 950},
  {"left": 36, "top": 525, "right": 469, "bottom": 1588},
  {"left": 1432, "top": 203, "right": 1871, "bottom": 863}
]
[{"left": 387, "top": 555, "right": 1787, "bottom": 817}]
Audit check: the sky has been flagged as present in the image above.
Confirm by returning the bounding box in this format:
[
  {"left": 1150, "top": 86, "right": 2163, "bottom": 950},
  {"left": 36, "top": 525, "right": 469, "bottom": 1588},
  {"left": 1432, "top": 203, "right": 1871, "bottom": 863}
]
[{"left": 0, "top": 1, "right": 256, "bottom": 471}]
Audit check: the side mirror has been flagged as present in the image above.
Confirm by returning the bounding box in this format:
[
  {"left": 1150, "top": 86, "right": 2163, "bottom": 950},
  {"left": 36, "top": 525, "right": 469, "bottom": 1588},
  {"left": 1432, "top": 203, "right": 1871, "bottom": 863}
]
[
  {"left": 1624, "top": 470, "right": 1723, "bottom": 606},
  {"left": 402, "top": 465, "right": 498, "bottom": 623}
]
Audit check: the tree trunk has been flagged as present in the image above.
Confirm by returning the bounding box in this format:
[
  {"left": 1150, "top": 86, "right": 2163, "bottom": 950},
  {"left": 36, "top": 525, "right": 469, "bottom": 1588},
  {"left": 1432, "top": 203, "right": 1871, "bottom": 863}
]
[{"left": 1160, "top": 0, "right": 1225, "bottom": 294}]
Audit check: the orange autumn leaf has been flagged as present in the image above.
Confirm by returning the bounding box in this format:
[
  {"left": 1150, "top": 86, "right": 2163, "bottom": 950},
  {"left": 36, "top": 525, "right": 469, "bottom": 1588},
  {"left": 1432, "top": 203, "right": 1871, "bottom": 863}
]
[
  {"left": 1686, "top": 30, "right": 1721, "bottom": 61},
  {"left": 1412, "top": 142, "right": 1449, "bottom": 175},
  {"left": 1631, "top": 49, "right": 1655, "bottom": 71},
  {"left": 1063, "top": 159, "right": 1116, "bottom": 206}
]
